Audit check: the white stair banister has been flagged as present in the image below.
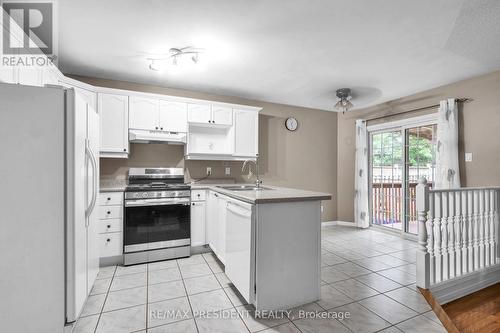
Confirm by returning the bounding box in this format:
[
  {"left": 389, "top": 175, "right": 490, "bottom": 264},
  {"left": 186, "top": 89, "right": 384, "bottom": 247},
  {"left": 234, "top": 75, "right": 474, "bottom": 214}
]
[{"left": 416, "top": 181, "right": 499, "bottom": 299}]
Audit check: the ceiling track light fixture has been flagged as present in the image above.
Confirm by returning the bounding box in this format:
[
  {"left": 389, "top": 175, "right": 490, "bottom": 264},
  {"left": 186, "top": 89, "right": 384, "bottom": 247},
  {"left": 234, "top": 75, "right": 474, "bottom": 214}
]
[
  {"left": 334, "top": 88, "right": 353, "bottom": 113},
  {"left": 148, "top": 46, "right": 204, "bottom": 71}
]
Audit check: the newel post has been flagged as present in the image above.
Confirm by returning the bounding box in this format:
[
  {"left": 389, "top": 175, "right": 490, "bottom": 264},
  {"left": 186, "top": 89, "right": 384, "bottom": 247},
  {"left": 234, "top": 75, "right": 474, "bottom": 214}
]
[{"left": 416, "top": 177, "right": 430, "bottom": 288}]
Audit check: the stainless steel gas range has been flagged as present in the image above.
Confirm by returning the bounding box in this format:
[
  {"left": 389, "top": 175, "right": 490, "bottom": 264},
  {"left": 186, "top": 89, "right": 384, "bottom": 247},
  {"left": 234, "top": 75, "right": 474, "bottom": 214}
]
[{"left": 124, "top": 168, "right": 190, "bottom": 265}]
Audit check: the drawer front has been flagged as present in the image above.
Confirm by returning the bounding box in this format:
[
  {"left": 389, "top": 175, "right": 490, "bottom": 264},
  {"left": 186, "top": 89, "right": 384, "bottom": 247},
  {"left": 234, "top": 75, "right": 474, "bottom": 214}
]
[
  {"left": 100, "top": 192, "right": 124, "bottom": 206},
  {"left": 99, "top": 218, "right": 122, "bottom": 234},
  {"left": 99, "top": 232, "right": 123, "bottom": 257},
  {"left": 100, "top": 205, "right": 123, "bottom": 219},
  {"left": 191, "top": 190, "right": 206, "bottom": 201}
]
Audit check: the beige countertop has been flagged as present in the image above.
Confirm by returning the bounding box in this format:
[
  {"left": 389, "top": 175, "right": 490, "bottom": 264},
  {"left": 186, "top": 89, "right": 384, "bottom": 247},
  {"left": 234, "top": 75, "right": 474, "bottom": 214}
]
[
  {"left": 191, "top": 183, "right": 332, "bottom": 204},
  {"left": 99, "top": 178, "right": 331, "bottom": 203}
]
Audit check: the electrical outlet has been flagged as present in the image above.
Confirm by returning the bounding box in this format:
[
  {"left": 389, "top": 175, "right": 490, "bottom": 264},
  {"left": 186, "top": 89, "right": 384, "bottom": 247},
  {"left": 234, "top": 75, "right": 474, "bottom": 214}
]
[
  {"left": 465, "top": 152, "right": 473, "bottom": 162},
  {"left": 225, "top": 167, "right": 231, "bottom": 175},
  {"left": 206, "top": 167, "right": 212, "bottom": 175}
]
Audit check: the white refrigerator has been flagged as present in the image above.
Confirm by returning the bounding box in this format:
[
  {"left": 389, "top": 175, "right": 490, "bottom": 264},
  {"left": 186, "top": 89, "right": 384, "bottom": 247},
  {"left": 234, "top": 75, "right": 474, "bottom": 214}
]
[{"left": 0, "top": 83, "right": 100, "bottom": 332}]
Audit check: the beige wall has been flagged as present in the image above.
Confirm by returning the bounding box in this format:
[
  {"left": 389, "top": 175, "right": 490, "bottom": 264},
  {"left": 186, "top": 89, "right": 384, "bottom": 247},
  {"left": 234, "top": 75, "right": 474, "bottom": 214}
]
[
  {"left": 69, "top": 75, "right": 338, "bottom": 221},
  {"left": 337, "top": 70, "right": 500, "bottom": 222}
]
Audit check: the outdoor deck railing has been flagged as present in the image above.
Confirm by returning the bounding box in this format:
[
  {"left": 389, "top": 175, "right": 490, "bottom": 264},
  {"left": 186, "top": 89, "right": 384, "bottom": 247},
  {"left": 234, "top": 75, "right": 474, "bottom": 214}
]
[{"left": 416, "top": 178, "right": 499, "bottom": 289}]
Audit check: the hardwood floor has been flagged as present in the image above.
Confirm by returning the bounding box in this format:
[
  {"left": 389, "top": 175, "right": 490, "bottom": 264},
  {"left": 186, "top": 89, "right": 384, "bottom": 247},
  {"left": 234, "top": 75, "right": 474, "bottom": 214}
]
[{"left": 442, "top": 283, "right": 500, "bottom": 333}]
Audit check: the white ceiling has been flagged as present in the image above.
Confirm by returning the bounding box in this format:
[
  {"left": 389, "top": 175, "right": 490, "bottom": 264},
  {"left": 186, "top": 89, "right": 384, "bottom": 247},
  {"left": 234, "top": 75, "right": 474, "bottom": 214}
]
[{"left": 58, "top": 0, "right": 500, "bottom": 111}]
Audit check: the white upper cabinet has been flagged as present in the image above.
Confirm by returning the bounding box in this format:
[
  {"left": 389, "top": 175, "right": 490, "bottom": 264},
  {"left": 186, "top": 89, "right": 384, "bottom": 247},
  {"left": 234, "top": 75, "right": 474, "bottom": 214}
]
[
  {"left": 129, "top": 96, "right": 159, "bottom": 131},
  {"left": 159, "top": 100, "right": 188, "bottom": 132},
  {"left": 233, "top": 109, "right": 258, "bottom": 158},
  {"left": 98, "top": 93, "right": 129, "bottom": 157},
  {"left": 211, "top": 106, "right": 233, "bottom": 126},
  {"left": 187, "top": 103, "right": 211, "bottom": 124}
]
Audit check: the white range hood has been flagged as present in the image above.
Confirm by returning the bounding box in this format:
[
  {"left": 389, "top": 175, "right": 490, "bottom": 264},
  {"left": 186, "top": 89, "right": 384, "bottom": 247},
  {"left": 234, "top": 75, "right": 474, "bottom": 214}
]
[{"left": 129, "top": 129, "right": 186, "bottom": 145}]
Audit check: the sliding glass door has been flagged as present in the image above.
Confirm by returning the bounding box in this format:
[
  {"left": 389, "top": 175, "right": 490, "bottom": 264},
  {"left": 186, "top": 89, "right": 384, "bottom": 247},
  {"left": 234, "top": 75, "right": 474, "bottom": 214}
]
[
  {"left": 369, "top": 121, "right": 437, "bottom": 235},
  {"left": 370, "top": 130, "right": 403, "bottom": 231},
  {"left": 404, "top": 124, "right": 437, "bottom": 234}
]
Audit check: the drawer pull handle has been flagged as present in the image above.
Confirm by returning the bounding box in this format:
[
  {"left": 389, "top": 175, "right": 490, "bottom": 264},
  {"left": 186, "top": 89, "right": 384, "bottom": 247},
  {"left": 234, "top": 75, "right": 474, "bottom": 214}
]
[
  {"left": 106, "top": 238, "right": 111, "bottom": 242},
  {"left": 107, "top": 224, "right": 111, "bottom": 228}
]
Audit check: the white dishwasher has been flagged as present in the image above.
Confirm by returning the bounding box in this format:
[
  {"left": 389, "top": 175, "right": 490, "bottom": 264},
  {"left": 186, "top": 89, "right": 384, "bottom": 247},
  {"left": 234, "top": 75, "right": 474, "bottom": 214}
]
[{"left": 225, "top": 199, "right": 255, "bottom": 303}]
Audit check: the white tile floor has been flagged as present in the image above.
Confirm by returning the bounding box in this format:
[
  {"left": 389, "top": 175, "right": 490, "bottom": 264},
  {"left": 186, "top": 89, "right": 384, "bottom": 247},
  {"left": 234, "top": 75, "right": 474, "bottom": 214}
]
[{"left": 71, "top": 225, "right": 446, "bottom": 333}]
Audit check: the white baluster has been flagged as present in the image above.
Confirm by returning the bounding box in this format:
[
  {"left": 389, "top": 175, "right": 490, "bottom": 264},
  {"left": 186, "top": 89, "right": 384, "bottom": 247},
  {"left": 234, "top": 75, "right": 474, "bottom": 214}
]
[
  {"left": 461, "top": 190, "right": 468, "bottom": 275},
  {"left": 467, "top": 190, "right": 474, "bottom": 272},
  {"left": 428, "top": 192, "right": 435, "bottom": 285},
  {"left": 473, "top": 190, "right": 480, "bottom": 270},
  {"left": 435, "top": 192, "right": 443, "bottom": 283},
  {"left": 484, "top": 190, "right": 490, "bottom": 267},
  {"left": 490, "top": 190, "right": 500, "bottom": 264},
  {"left": 454, "top": 191, "right": 462, "bottom": 277},
  {"left": 479, "top": 190, "right": 486, "bottom": 268},
  {"left": 448, "top": 191, "right": 456, "bottom": 279},
  {"left": 487, "top": 190, "right": 497, "bottom": 265},
  {"left": 442, "top": 191, "right": 449, "bottom": 281},
  {"left": 416, "top": 178, "right": 430, "bottom": 288}
]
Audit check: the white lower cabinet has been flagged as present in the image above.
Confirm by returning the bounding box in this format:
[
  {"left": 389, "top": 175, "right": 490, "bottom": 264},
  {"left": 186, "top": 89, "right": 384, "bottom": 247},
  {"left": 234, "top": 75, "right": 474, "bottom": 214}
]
[
  {"left": 205, "top": 191, "right": 228, "bottom": 263},
  {"left": 99, "top": 191, "right": 124, "bottom": 258},
  {"left": 217, "top": 195, "right": 228, "bottom": 263},
  {"left": 190, "top": 190, "right": 207, "bottom": 247},
  {"left": 99, "top": 233, "right": 123, "bottom": 258},
  {"left": 190, "top": 202, "right": 206, "bottom": 247}
]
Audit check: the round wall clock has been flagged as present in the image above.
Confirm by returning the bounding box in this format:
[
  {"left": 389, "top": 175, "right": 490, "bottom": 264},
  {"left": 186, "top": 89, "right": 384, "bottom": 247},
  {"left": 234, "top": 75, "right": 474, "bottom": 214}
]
[{"left": 285, "top": 117, "right": 298, "bottom": 131}]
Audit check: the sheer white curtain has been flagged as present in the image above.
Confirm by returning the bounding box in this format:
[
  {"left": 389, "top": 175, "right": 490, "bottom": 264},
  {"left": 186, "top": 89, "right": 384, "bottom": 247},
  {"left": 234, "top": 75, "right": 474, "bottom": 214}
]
[
  {"left": 435, "top": 98, "right": 461, "bottom": 189},
  {"left": 354, "top": 119, "right": 369, "bottom": 228}
]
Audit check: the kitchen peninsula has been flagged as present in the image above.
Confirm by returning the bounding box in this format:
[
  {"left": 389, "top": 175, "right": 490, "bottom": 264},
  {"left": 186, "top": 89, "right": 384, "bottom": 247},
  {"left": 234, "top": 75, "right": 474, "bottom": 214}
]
[{"left": 194, "top": 184, "right": 331, "bottom": 311}]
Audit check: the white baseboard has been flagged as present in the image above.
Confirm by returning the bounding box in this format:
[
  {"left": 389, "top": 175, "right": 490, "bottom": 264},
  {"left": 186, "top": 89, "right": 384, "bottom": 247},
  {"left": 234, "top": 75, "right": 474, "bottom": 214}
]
[
  {"left": 429, "top": 263, "right": 500, "bottom": 304},
  {"left": 322, "top": 221, "right": 356, "bottom": 227}
]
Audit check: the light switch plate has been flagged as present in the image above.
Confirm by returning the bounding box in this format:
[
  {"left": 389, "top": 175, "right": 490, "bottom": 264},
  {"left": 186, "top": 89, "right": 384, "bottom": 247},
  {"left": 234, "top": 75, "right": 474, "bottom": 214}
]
[
  {"left": 225, "top": 167, "right": 231, "bottom": 175},
  {"left": 465, "top": 152, "right": 473, "bottom": 162}
]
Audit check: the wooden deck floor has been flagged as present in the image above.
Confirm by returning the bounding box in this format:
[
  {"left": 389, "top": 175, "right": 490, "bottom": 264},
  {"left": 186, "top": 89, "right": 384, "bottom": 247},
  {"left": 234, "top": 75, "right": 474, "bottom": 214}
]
[{"left": 442, "top": 283, "right": 500, "bottom": 333}]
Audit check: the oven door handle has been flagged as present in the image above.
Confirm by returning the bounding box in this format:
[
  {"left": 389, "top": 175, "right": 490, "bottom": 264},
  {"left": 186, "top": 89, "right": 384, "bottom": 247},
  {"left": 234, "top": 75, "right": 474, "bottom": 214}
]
[{"left": 125, "top": 198, "right": 191, "bottom": 207}]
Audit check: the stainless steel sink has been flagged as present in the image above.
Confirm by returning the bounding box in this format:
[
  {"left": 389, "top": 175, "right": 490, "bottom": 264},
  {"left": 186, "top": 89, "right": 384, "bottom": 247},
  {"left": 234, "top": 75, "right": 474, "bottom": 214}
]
[{"left": 217, "top": 185, "right": 274, "bottom": 191}]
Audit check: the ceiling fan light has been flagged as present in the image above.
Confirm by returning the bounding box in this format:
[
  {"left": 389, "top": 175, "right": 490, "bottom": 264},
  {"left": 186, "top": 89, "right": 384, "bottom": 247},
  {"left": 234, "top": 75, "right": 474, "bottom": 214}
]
[{"left": 334, "top": 88, "right": 354, "bottom": 113}]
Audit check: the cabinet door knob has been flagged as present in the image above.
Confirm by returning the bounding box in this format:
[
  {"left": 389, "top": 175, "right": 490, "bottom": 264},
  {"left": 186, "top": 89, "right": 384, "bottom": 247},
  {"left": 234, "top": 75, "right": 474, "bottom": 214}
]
[
  {"left": 123, "top": 148, "right": 127, "bottom": 152},
  {"left": 160, "top": 127, "right": 163, "bottom": 130},
  {"left": 107, "top": 211, "right": 111, "bottom": 214},
  {"left": 155, "top": 126, "right": 158, "bottom": 130},
  {"left": 107, "top": 197, "right": 111, "bottom": 201},
  {"left": 106, "top": 238, "right": 111, "bottom": 242},
  {"left": 107, "top": 224, "right": 111, "bottom": 228},
  {"left": 213, "top": 120, "right": 215, "bottom": 124},
  {"left": 192, "top": 203, "right": 195, "bottom": 206},
  {"left": 197, "top": 194, "right": 200, "bottom": 197}
]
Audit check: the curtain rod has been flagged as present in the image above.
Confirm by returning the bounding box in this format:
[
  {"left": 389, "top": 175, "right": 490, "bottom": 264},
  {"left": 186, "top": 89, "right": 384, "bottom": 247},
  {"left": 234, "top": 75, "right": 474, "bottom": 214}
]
[{"left": 362, "top": 98, "right": 472, "bottom": 123}]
